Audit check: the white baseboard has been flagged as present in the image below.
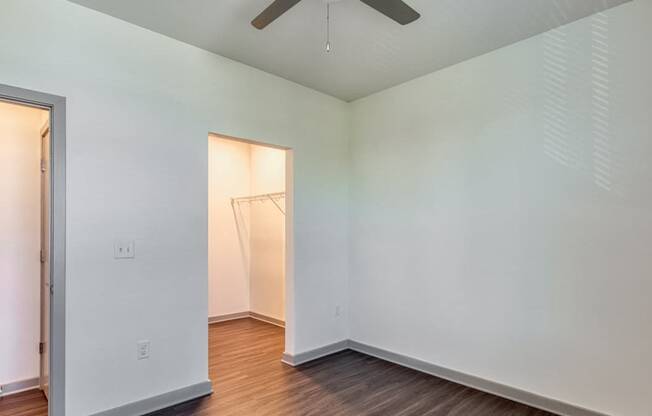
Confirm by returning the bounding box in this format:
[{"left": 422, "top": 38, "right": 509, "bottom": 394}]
[
  {"left": 347, "top": 340, "right": 609, "bottom": 416},
  {"left": 281, "top": 339, "right": 609, "bottom": 416},
  {"left": 282, "top": 340, "right": 349, "bottom": 366},
  {"left": 207, "top": 311, "right": 250, "bottom": 324},
  {"left": 208, "top": 311, "right": 285, "bottom": 328},
  {"left": 249, "top": 311, "right": 284, "bottom": 328},
  {"left": 89, "top": 381, "right": 212, "bottom": 416},
  {"left": 0, "top": 377, "right": 40, "bottom": 397}
]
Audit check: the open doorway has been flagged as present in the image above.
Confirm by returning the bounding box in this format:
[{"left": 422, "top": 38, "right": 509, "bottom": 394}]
[
  {"left": 0, "top": 100, "right": 49, "bottom": 404},
  {"left": 0, "top": 84, "right": 65, "bottom": 416},
  {"left": 206, "top": 133, "right": 292, "bottom": 378}
]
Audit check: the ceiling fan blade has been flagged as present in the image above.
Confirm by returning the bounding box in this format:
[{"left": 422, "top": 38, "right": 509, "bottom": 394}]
[
  {"left": 252, "top": 0, "right": 303, "bottom": 30},
  {"left": 358, "top": 0, "right": 420, "bottom": 25}
]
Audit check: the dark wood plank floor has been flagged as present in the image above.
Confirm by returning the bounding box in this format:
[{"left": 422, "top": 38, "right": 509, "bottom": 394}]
[
  {"left": 0, "top": 388, "right": 47, "bottom": 416},
  {"left": 0, "top": 318, "right": 557, "bottom": 416}
]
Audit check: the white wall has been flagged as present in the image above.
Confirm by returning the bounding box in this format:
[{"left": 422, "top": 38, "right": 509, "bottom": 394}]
[
  {"left": 0, "top": 101, "right": 46, "bottom": 386},
  {"left": 208, "top": 136, "right": 251, "bottom": 317},
  {"left": 0, "top": 1, "right": 350, "bottom": 414},
  {"left": 350, "top": 1, "right": 651, "bottom": 415},
  {"left": 250, "top": 145, "right": 286, "bottom": 321}
]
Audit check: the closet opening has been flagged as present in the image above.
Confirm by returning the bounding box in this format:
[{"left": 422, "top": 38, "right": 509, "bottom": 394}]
[
  {"left": 0, "top": 84, "right": 65, "bottom": 416},
  {"left": 0, "top": 100, "right": 50, "bottom": 411},
  {"left": 207, "top": 133, "right": 293, "bottom": 384}
]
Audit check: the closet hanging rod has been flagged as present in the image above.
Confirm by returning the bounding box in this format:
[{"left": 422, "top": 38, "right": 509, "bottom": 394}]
[
  {"left": 231, "top": 191, "right": 285, "bottom": 203},
  {"left": 231, "top": 192, "right": 286, "bottom": 215}
]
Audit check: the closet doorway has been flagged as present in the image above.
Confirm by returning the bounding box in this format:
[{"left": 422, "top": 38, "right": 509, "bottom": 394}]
[
  {"left": 0, "top": 84, "right": 66, "bottom": 416},
  {"left": 207, "top": 133, "right": 293, "bottom": 363}
]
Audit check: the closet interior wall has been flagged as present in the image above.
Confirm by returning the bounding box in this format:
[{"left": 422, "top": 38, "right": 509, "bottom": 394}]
[
  {"left": 0, "top": 101, "right": 48, "bottom": 389},
  {"left": 208, "top": 135, "right": 286, "bottom": 323}
]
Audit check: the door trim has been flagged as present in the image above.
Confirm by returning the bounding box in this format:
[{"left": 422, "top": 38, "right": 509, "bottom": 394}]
[
  {"left": 0, "top": 83, "right": 66, "bottom": 416},
  {"left": 40, "top": 121, "right": 51, "bottom": 399}
]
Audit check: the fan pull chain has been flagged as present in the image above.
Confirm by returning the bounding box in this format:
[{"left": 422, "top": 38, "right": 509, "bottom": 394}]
[{"left": 326, "top": 3, "right": 332, "bottom": 53}]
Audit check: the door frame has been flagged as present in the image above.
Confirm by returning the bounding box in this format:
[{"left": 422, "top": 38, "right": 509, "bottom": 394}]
[
  {"left": 39, "top": 119, "right": 51, "bottom": 399},
  {"left": 0, "top": 83, "right": 66, "bottom": 416}
]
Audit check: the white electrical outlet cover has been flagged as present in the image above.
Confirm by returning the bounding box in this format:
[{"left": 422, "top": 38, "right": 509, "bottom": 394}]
[{"left": 114, "top": 240, "right": 136, "bottom": 259}]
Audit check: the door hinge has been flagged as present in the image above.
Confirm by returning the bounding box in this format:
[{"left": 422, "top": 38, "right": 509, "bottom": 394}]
[
  {"left": 39, "top": 342, "right": 45, "bottom": 354},
  {"left": 40, "top": 249, "right": 46, "bottom": 263},
  {"left": 41, "top": 159, "right": 46, "bottom": 172}
]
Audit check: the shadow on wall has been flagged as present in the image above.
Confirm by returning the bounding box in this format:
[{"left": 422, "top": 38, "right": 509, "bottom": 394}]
[
  {"left": 542, "top": 11, "right": 620, "bottom": 194},
  {"left": 231, "top": 199, "right": 250, "bottom": 271}
]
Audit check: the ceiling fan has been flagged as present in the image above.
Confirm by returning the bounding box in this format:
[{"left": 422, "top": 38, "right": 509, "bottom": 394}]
[{"left": 251, "top": 0, "right": 421, "bottom": 30}]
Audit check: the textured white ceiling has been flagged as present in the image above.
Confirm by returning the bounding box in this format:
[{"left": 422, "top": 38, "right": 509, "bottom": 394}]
[{"left": 68, "top": 0, "right": 630, "bottom": 101}]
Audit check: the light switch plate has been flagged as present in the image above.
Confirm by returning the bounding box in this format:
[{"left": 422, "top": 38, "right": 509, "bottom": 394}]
[
  {"left": 114, "top": 240, "right": 135, "bottom": 259},
  {"left": 137, "top": 340, "right": 150, "bottom": 360}
]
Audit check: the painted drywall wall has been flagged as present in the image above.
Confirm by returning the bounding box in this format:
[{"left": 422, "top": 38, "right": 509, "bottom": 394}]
[
  {"left": 0, "top": 1, "right": 350, "bottom": 414},
  {"left": 0, "top": 101, "right": 46, "bottom": 386},
  {"left": 208, "top": 136, "right": 251, "bottom": 317},
  {"left": 250, "top": 145, "right": 286, "bottom": 321},
  {"left": 350, "top": 1, "right": 651, "bottom": 415}
]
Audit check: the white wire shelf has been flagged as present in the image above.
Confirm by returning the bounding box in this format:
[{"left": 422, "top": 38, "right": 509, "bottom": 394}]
[{"left": 231, "top": 192, "right": 286, "bottom": 215}]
